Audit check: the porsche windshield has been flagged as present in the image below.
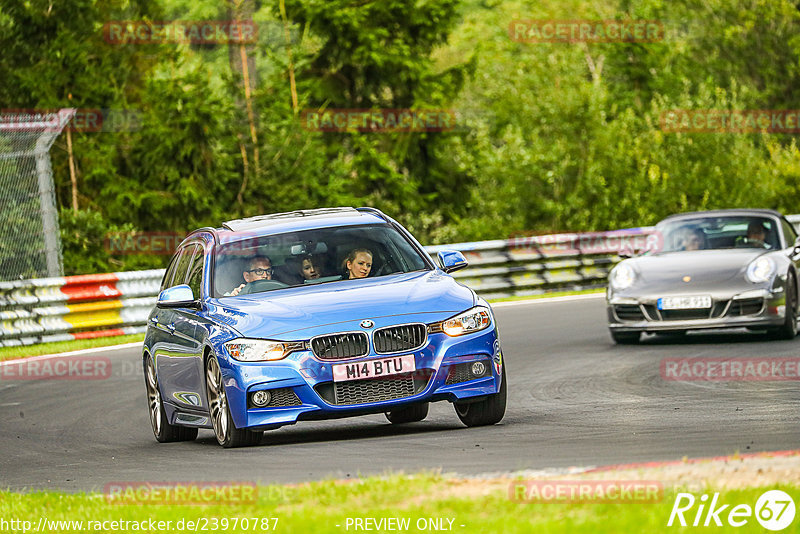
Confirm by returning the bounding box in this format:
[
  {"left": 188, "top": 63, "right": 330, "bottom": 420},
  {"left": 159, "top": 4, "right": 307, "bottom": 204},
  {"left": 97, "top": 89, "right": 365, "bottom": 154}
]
[
  {"left": 657, "top": 216, "right": 781, "bottom": 253},
  {"left": 213, "top": 224, "right": 430, "bottom": 297}
]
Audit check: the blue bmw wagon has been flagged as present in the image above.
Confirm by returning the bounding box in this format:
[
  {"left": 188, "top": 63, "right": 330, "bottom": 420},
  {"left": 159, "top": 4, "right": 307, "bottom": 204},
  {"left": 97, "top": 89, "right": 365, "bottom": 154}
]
[{"left": 143, "top": 207, "right": 506, "bottom": 447}]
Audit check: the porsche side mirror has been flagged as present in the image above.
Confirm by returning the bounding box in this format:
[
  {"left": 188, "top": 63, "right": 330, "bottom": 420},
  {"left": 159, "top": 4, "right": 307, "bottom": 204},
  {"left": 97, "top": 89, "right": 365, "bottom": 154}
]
[{"left": 790, "top": 236, "right": 800, "bottom": 255}]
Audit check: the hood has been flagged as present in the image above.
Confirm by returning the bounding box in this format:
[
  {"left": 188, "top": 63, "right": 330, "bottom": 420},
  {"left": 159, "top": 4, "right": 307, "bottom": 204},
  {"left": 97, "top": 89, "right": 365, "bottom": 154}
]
[
  {"left": 205, "top": 271, "right": 475, "bottom": 339},
  {"left": 620, "top": 248, "right": 772, "bottom": 293}
]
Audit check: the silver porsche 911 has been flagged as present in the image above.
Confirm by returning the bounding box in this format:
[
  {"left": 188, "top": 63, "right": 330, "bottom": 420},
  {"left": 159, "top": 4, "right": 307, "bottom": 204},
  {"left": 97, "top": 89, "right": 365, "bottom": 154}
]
[{"left": 607, "top": 209, "right": 800, "bottom": 343}]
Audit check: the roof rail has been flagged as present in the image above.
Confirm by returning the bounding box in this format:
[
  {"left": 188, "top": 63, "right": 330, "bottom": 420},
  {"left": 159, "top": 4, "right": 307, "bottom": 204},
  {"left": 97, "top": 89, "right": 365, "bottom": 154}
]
[
  {"left": 356, "top": 206, "right": 390, "bottom": 222},
  {"left": 222, "top": 207, "right": 358, "bottom": 231},
  {"left": 186, "top": 227, "right": 220, "bottom": 245}
]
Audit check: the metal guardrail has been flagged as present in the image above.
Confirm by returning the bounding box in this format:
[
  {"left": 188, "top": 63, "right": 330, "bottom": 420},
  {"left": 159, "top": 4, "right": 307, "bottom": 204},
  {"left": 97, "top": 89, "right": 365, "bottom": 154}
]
[
  {"left": 430, "top": 227, "right": 656, "bottom": 300},
  {"left": 4, "top": 217, "right": 799, "bottom": 347},
  {"left": 0, "top": 270, "right": 162, "bottom": 346}
]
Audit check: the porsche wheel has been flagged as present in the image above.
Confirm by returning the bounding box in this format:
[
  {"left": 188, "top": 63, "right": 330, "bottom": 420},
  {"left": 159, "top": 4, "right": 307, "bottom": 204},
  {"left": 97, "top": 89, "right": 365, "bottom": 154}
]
[
  {"left": 206, "top": 356, "right": 262, "bottom": 448},
  {"left": 144, "top": 355, "right": 197, "bottom": 443},
  {"left": 772, "top": 273, "right": 798, "bottom": 340},
  {"left": 454, "top": 365, "right": 507, "bottom": 427},
  {"left": 385, "top": 403, "right": 429, "bottom": 424}
]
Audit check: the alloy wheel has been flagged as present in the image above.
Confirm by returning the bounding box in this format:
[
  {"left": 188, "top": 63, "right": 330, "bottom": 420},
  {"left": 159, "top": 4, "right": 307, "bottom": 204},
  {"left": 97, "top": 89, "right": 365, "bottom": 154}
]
[
  {"left": 145, "top": 356, "right": 162, "bottom": 436},
  {"left": 206, "top": 356, "right": 228, "bottom": 443}
]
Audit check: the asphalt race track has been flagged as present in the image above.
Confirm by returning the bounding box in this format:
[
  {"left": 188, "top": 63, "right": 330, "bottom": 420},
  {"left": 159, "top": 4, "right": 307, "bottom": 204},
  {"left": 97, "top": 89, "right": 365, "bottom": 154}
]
[{"left": 1, "top": 295, "right": 798, "bottom": 492}]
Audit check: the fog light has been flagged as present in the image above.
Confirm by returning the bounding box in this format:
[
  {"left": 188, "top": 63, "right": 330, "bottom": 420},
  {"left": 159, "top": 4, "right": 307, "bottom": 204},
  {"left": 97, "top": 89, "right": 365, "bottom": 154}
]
[
  {"left": 471, "top": 362, "right": 486, "bottom": 376},
  {"left": 251, "top": 390, "right": 271, "bottom": 407}
]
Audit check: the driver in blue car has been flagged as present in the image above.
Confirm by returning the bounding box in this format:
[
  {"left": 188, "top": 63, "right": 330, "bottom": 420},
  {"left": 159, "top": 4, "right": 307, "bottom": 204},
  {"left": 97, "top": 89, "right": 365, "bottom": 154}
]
[{"left": 229, "top": 256, "right": 273, "bottom": 296}]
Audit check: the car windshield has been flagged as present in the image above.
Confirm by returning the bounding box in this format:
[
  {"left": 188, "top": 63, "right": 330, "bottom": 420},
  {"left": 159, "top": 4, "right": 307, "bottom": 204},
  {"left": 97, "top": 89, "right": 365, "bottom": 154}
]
[
  {"left": 656, "top": 215, "right": 781, "bottom": 253},
  {"left": 213, "top": 223, "right": 430, "bottom": 297}
]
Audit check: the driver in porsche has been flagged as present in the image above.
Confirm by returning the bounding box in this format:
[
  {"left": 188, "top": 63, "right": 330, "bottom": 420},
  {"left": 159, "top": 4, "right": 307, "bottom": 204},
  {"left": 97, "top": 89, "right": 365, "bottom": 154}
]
[
  {"left": 228, "top": 256, "right": 273, "bottom": 296},
  {"left": 745, "top": 220, "right": 770, "bottom": 248}
]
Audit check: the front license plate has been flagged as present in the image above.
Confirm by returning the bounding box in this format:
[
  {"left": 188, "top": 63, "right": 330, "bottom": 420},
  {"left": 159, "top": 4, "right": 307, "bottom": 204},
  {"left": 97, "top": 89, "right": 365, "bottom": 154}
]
[
  {"left": 332, "top": 355, "right": 416, "bottom": 382},
  {"left": 657, "top": 295, "right": 712, "bottom": 310}
]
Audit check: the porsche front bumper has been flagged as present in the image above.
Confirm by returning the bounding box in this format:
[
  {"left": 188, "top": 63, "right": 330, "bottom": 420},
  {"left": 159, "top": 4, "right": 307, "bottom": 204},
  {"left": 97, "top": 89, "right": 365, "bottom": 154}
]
[{"left": 607, "top": 288, "right": 787, "bottom": 333}]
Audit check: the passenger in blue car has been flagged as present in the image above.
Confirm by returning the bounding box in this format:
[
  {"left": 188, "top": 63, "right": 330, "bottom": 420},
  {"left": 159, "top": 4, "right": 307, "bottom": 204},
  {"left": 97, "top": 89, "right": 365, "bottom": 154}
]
[
  {"left": 343, "top": 248, "right": 372, "bottom": 279},
  {"left": 229, "top": 255, "right": 272, "bottom": 296},
  {"left": 300, "top": 255, "right": 322, "bottom": 280}
]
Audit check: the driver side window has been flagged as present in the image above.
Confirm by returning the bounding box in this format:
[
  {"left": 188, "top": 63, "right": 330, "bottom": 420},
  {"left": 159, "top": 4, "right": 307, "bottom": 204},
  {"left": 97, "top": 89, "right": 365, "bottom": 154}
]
[
  {"left": 165, "top": 245, "right": 198, "bottom": 291},
  {"left": 782, "top": 219, "right": 798, "bottom": 247},
  {"left": 160, "top": 251, "right": 181, "bottom": 292},
  {"left": 187, "top": 246, "right": 205, "bottom": 298}
]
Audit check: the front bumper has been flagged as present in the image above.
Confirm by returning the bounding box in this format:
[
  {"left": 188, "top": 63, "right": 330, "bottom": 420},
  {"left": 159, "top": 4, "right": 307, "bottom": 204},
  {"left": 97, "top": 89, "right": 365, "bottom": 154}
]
[
  {"left": 607, "top": 287, "right": 787, "bottom": 333},
  {"left": 218, "top": 326, "right": 503, "bottom": 431}
]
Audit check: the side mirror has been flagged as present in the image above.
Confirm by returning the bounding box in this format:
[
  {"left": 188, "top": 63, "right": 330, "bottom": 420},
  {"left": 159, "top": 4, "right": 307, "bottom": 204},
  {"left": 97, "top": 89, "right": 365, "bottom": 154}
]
[
  {"left": 792, "top": 236, "right": 800, "bottom": 255},
  {"left": 437, "top": 250, "right": 468, "bottom": 274},
  {"left": 157, "top": 284, "right": 199, "bottom": 309}
]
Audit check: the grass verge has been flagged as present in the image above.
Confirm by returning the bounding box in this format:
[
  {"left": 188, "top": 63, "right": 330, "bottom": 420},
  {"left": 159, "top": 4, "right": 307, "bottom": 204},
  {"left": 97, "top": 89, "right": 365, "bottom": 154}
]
[
  {"left": 1, "top": 473, "right": 796, "bottom": 533},
  {"left": 0, "top": 334, "right": 144, "bottom": 362}
]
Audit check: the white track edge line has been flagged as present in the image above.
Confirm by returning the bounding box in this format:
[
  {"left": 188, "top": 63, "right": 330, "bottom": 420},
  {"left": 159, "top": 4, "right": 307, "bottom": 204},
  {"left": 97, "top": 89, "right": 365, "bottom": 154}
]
[{"left": 0, "top": 342, "right": 143, "bottom": 366}]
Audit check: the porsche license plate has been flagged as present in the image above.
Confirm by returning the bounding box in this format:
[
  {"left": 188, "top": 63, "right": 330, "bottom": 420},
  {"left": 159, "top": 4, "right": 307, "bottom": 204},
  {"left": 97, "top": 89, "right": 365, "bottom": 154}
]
[
  {"left": 332, "top": 355, "right": 415, "bottom": 382},
  {"left": 657, "top": 295, "right": 712, "bottom": 310}
]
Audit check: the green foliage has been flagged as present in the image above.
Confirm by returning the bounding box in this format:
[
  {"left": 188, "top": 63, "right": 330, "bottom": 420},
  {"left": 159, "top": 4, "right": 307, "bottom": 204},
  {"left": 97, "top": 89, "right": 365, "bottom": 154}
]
[
  {"left": 59, "top": 208, "right": 167, "bottom": 275},
  {"left": 440, "top": 0, "right": 800, "bottom": 239}
]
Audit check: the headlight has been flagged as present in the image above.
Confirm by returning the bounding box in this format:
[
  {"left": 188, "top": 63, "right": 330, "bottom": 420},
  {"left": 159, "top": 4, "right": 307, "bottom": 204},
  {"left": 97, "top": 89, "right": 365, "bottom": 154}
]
[
  {"left": 224, "top": 339, "right": 305, "bottom": 362},
  {"left": 609, "top": 263, "right": 636, "bottom": 290},
  {"left": 746, "top": 256, "right": 776, "bottom": 283},
  {"left": 430, "top": 306, "right": 491, "bottom": 337}
]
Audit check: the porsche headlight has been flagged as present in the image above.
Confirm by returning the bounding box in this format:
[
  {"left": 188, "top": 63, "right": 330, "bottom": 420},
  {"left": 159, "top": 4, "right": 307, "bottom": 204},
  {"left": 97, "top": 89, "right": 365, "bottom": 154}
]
[
  {"left": 609, "top": 263, "right": 637, "bottom": 290},
  {"left": 745, "top": 256, "right": 776, "bottom": 283},
  {"left": 224, "top": 339, "right": 305, "bottom": 362},
  {"left": 431, "top": 306, "right": 491, "bottom": 337}
]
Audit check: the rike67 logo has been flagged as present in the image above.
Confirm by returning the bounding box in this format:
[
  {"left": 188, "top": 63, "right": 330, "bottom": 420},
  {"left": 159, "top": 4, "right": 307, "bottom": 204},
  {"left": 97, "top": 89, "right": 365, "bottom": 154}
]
[{"left": 668, "top": 490, "right": 796, "bottom": 531}]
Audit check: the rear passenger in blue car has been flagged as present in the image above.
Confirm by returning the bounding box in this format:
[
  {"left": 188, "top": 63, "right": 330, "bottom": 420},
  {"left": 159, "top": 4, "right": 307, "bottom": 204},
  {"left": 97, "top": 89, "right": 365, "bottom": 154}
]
[{"left": 300, "top": 255, "right": 322, "bottom": 281}]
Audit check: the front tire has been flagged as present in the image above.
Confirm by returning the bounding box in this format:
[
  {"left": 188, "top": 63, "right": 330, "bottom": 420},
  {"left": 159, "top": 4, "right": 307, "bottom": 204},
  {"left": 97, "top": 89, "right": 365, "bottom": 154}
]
[
  {"left": 772, "top": 273, "right": 798, "bottom": 340},
  {"left": 206, "top": 356, "right": 262, "bottom": 448},
  {"left": 385, "top": 403, "right": 429, "bottom": 424},
  {"left": 144, "top": 355, "right": 197, "bottom": 443},
  {"left": 611, "top": 330, "right": 641, "bottom": 344},
  {"left": 454, "top": 365, "right": 507, "bottom": 427}
]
